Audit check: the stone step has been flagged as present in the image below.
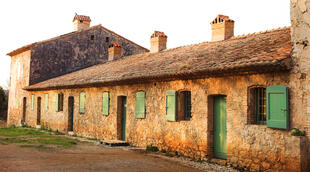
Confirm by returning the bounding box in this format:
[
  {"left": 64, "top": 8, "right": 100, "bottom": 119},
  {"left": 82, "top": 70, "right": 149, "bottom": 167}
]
[
  {"left": 210, "top": 158, "right": 227, "bottom": 166},
  {"left": 101, "top": 140, "right": 129, "bottom": 147}
]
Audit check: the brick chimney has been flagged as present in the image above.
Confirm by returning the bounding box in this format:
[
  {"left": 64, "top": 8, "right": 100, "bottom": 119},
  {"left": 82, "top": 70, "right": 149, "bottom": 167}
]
[
  {"left": 150, "top": 31, "right": 167, "bottom": 53},
  {"left": 73, "top": 14, "right": 91, "bottom": 31},
  {"left": 210, "top": 15, "right": 234, "bottom": 41},
  {"left": 108, "top": 42, "right": 122, "bottom": 61}
]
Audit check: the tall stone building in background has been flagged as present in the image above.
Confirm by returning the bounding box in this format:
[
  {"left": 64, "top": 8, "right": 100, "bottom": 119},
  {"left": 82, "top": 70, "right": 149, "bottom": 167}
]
[{"left": 5, "top": 2, "right": 310, "bottom": 171}]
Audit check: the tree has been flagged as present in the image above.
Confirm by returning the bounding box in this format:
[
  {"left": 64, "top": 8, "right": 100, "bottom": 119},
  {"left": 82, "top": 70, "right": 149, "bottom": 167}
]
[{"left": 0, "top": 86, "right": 8, "bottom": 120}]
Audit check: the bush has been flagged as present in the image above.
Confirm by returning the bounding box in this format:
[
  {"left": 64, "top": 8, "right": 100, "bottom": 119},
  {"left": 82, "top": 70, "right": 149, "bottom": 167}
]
[
  {"left": 291, "top": 128, "right": 306, "bottom": 136},
  {"left": 146, "top": 145, "right": 159, "bottom": 152}
]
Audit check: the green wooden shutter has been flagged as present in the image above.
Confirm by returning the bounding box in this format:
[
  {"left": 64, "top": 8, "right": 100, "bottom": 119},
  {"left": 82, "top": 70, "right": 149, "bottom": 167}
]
[
  {"left": 55, "top": 93, "right": 59, "bottom": 112},
  {"left": 136, "top": 91, "right": 146, "bottom": 118},
  {"left": 79, "top": 92, "right": 85, "bottom": 114},
  {"left": 266, "top": 85, "right": 289, "bottom": 129},
  {"left": 44, "top": 94, "right": 49, "bottom": 110},
  {"left": 102, "top": 92, "right": 109, "bottom": 115},
  {"left": 31, "top": 95, "right": 35, "bottom": 110},
  {"left": 166, "top": 90, "right": 177, "bottom": 121}
]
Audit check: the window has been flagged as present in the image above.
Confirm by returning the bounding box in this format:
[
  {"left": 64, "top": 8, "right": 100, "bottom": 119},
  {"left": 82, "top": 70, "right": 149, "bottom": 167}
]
[
  {"left": 102, "top": 92, "right": 109, "bottom": 115},
  {"left": 31, "top": 94, "right": 35, "bottom": 110},
  {"left": 44, "top": 94, "right": 48, "bottom": 110},
  {"left": 248, "top": 85, "right": 289, "bottom": 129},
  {"left": 17, "top": 62, "right": 21, "bottom": 80},
  {"left": 79, "top": 92, "right": 86, "bottom": 114},
  {"left": 106, "top": 37, "right": 109, "bottom": 43},
  {"left": 178, "top": 91, "right": 191, "bottom": 121},
  {"left": 136, "top": 91, "right": 146, "bottom": 119},
  {"left": 90, "top": 35, "right": 94, "bottom": 40},
  {"left": 55, "top": 93, "right": 63, "bottom": 112},
  {"left": 248, "top": 87, "right": 266, "bottom": 125}
]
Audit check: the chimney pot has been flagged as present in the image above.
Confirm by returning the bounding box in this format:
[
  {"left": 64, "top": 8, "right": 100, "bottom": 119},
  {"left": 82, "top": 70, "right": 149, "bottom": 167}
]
[
  {"left": 210, "top": 15, "right": 234, "bottom": 41},
  {"left": 73, "top": 14, "right": 91, "bottom": 31},
  {"left": 108, "top": 42, "right": 122, "bottom": 61},
  {"left": 150, "top": 31, "right": 167, "bottom": 53}
]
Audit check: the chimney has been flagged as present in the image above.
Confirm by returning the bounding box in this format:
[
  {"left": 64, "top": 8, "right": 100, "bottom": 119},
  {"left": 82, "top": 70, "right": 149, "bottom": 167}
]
[
  {"left": 210, "top": 15, "right": 234, "bottom": 41},
  {"left": 150, "top": 31, "right": 167, "bottom": 53},
  {"left": 108, "top": 42, "right": 122, "bottom": 61},
  {"left": 73, "top": 13, "right": 91, "bottom": 31}
]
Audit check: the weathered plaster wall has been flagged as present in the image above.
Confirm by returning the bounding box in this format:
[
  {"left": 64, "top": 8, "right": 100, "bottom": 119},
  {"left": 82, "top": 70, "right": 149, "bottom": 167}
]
[
  {"left": 291, "top": 0, "right": 310, "bottom": 171},
  {"left": 22, "top": 73, "right": 305, "bottom": 171},
  {"left": 7, "top": 50, "right": 31, "bottom": 126},
  {"left": 29, "top": 27, "right": 148, "bottom": 85}
]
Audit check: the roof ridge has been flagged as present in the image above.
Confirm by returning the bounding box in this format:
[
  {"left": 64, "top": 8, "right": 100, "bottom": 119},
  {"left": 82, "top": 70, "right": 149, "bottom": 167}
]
[{"left": 160, "top": 26, "right": 291, "bottom": 53}]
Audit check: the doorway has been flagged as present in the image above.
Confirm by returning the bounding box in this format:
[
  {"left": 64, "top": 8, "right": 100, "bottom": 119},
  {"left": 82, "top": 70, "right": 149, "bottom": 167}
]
[
  {"left": 213, "top": 95, "right": 227, "bottom": 159},
  {"left": 68, "top": 96, "right": 74, "bottom": 132},
  {"left": 117, "top": 96, "right": 127, "bottom": 141},
  {"left": 37, "top": 97, "right": 41, "bottom": 125},
  {"left": 22, "top": 97, "right": 27, "bottom": 124}
]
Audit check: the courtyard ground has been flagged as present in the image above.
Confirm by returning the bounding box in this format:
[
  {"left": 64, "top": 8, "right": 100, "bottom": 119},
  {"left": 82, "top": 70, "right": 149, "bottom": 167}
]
[{"left": 0, "top": 126, "right": 237, "bottom": 172}]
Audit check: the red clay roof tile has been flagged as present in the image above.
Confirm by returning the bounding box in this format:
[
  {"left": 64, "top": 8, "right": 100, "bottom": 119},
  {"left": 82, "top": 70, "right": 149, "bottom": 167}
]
[{"left": 25, "top": 27, "right": 292, "bottom": 91}]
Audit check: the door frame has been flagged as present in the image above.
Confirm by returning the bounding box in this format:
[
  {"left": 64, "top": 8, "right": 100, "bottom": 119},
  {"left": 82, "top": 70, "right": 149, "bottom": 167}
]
[
  {"left": 68, "top": 96, "right": 74, "bottom": 132},
  {"left": 37, "top": 97, "right": 41, "bottom": 125},
  {"left": 117, "top": 96, "right": 127, "bottom": 141}
]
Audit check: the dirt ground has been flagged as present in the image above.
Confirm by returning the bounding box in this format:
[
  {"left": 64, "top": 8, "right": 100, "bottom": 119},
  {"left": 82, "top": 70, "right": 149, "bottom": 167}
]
[{"left": 0, "top": 142, "right": 203, "bottom": 172}]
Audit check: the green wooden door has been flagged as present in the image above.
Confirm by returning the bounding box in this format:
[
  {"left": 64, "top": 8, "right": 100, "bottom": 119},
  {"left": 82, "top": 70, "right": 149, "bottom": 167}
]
[
  {"left": 213, "top": 96, "right": 227, "bottom": 159},
  {"left": 121, "top": 97, "right": 127, "bottom": 141}
]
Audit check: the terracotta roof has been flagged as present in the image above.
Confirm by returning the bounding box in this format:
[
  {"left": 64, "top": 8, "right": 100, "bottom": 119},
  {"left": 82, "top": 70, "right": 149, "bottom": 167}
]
[
  {"left": 151, "top": 31, "right": 167, "bottom": 38},
  {"left": 211, "top": 14, "right": 234, "bottom": 24},
  {"left": 109, "top": 42, "right": 122, "bottom": 48},
  {"left": 25, "top": 27, "right": 292, "bottom": 91},
  {"left": 73, "top": 14, "right": 91, "bottom": 22},
  {"left": 7, "top": 25, "right": 148, "bottom": 56}
]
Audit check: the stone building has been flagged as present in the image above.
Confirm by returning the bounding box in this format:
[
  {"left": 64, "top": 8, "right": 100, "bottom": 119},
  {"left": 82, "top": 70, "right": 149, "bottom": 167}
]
[{"left": 6, "top": 2, "right": 310, "bottom": 171}]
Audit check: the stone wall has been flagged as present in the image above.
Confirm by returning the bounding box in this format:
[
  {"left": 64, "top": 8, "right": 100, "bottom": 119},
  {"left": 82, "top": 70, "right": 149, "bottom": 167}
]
[
  {"left": 291, "top": 0, "right": 310, "bottom": 171},
  {"left": 29, "top": 26, "right": 148, "bottom": 85},
  {"left": 22, "top": 73, "right": 306, "bottom": 171},
  {"left": 7, "top": 50, "right": 31, "bottom": 126}
]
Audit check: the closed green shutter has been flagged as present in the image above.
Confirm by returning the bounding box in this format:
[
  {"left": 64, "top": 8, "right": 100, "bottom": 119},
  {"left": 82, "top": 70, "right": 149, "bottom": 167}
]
[
  {"left": 136, "top": 91, "right": 146, "bottom": 118},
  {"left": 55, "top": 93, "right": 59, "bottom": 112},
  {"left": 166, "top": 90, "right": 177, "bottom": 121},
  {"left": 31, "top": 95, "right": 35, "bottom": 110},
  {"left": 266, "top": 85, "right": 289, "bottom": 129},
  {"left": 102, "top": 92, "right": 109, "bottom": 115},
  {"left": 79, "top": 92, "right": 85, "bottom": 114},
  {"left": 44, "top": 94, "right": 48, "bottom": 110}
]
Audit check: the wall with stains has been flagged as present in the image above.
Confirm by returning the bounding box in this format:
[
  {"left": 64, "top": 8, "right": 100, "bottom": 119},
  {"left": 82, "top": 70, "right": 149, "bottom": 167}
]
[
  {"left": 29, "top": 26, "right": 148, "bottom": 85},
  {"left": 21, "top": 73, "right": 307, "bottom": 171}
]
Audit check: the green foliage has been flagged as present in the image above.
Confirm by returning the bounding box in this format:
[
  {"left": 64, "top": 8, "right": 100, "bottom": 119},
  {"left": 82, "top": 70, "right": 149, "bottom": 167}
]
[
  {"left": 160, "top": 149, "right": 167, "bottom": 153},
  {"left": 0, "top": 86, "right": 8, "bottom": 120},
  {"left": 291, "top": 128, "right": 306, "bottom": 136},
  {"left": 146, "top": 145, "right": 159, "bottom": 152}
]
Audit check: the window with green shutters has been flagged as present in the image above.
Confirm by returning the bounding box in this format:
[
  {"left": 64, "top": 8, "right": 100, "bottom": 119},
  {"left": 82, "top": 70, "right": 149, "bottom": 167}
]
[
  {"left": 102, "top": 92, "right": 109, "bottom": 115},
  {"left": 166, "top": 90, "right": 177, "bottom": 121},
  {"left": 31, "top": 94, "right": 35, "bottom": 110},
  {"left": 266, "top": 85, "right": 289, "bottom": 130},
  {"left": 44, "top": 94, "right": 49, "bottom": 110},
  {"left": 55, "top": 93, "right": 63, "bottom": 112},
  {"left": 136, "top": 91, "right": 146, "bottom": 119},
  {"left": 79, "top": 92, "right": 86, "bottom": 114}
]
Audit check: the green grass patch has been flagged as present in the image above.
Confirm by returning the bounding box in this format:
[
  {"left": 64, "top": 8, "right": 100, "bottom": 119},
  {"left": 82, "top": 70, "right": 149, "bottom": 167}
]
[
  {"left": 0, "top": 127, "right": 78, "bottom": 147},
  {"left": 0, "top": 127, "right": 44, "bottom": 137}
]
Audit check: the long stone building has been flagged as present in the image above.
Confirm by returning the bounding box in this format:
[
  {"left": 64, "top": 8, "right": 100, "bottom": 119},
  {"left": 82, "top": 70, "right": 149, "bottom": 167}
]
[{"left": 6, "top": 1, "right": 310, "bottom": 171}]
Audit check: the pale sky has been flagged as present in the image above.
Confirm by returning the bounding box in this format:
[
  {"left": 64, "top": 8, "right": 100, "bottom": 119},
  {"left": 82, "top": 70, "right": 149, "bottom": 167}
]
[{"left": 0, "top": 0, "right": 290, "bottom": 89}]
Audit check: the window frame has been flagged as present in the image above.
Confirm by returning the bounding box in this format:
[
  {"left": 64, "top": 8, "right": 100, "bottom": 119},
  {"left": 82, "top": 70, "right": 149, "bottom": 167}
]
[
  {"left": 177, "top": 90, "right": 192, "bottom": 121},
  {"left": 79, "top": 92, "right": 86, "bottom": 114},
  {"left": 248, "top": 86, "right": 267, "bottom": 125}
]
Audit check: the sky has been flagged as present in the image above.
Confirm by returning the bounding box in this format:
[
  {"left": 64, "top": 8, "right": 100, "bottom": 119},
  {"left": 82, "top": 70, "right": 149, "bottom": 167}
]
[{"left": 0, "top": 0, "right": 290, "bottom": 90}]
